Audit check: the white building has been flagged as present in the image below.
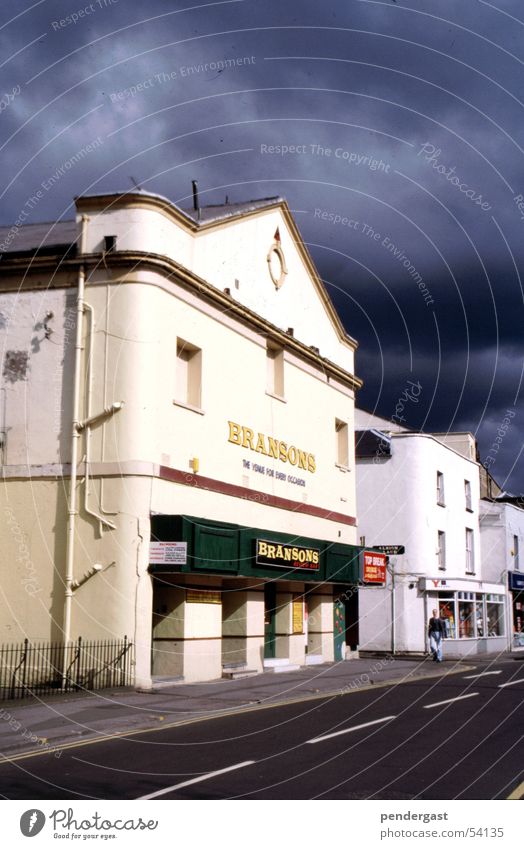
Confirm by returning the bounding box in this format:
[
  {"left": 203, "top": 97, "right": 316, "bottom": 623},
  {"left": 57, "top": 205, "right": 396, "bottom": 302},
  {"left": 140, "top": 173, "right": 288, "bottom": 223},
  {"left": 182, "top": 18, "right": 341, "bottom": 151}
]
[
  {"left": 0, "top": 190, "right": 363, "bottom": 689},
  {"left": 355, "top": 409, "right": 507, "bottom": 658},
  {"left": 480, "top": 497, "right": 524, "bottom": 649}
]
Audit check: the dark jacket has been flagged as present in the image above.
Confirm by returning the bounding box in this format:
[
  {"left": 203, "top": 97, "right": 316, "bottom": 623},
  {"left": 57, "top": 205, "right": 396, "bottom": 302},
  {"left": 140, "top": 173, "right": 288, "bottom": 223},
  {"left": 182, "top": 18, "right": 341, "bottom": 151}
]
[{"left": 428, "top": 616, "right": 445, "bottom": 636}]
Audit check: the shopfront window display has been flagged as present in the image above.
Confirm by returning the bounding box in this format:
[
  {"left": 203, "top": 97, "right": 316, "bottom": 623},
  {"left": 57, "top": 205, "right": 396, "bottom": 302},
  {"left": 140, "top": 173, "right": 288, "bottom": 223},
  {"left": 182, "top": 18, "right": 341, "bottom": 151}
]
[{"left": 438, "top": 592, "right": 505, "bottom": 639}]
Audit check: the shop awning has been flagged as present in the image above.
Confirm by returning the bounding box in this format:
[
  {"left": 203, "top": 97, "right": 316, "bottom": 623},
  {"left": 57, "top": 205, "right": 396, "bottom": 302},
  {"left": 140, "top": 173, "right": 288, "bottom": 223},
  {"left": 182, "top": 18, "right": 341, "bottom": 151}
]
[{"left": 149, "top": 514, "right": 361, "bottom": 584}]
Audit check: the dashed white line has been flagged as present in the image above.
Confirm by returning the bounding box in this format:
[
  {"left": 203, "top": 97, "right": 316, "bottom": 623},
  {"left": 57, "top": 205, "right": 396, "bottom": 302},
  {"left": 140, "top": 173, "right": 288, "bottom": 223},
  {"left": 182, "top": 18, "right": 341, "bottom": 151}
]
[
  {"left": 498, "top": 678, "right": 524, "bottom": 689},
  {"left": 423, "top": 693, "right": 479, "bottom": 709},
  {"left": 464, "top": 670, "right": 502, "bottom": 679},
  {"left": 137, "top": 760, "right": 255, "bottom": 800},
  {"left": 307, "top": 715, "right": 396, "bottom": 744}
]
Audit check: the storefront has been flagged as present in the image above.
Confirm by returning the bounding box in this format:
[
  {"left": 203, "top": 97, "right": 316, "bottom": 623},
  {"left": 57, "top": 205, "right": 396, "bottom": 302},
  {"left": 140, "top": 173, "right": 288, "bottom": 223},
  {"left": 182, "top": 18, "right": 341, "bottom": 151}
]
[
  {"left": 420, "top": 578, "right": 507, "bottom": 657},
  {"left": 508, "top": 571, "right": 524, "bottom": 648},
  {"left": 149, "top": 515, "right": 361, "bottom": 681}
]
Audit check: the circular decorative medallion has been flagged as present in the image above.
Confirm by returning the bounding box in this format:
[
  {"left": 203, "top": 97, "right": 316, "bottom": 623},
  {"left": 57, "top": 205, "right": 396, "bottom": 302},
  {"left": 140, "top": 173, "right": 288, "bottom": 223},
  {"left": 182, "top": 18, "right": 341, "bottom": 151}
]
[{"left": 266, "top": 230, "right": 288, "bottom": 289}]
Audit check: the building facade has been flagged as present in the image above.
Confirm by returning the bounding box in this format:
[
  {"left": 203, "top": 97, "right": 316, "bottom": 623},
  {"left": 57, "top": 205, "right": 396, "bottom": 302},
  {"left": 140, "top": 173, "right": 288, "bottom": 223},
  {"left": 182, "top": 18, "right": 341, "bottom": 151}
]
[
  {"left": 0, "top": 191, "right": 363, "bottom": 688},
  {"left": 480, "top": 498, "right": 524, "bottom": 650},
  {"left": 355, "top": 409, "right": 507, "bottom": 658}
]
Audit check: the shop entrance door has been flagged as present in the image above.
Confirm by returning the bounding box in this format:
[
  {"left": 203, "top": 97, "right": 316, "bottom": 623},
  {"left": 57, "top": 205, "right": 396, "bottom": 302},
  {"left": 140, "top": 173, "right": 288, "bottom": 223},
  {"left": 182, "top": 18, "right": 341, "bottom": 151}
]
[
  {"left": 345, "top": 588, "right": 359, "bottom": 651},
  {"left": 264, "top": 583, "right": 277, "bottom": 659},
  {"left": 333, "top": 598, "right": 346, "bottom": 661}
]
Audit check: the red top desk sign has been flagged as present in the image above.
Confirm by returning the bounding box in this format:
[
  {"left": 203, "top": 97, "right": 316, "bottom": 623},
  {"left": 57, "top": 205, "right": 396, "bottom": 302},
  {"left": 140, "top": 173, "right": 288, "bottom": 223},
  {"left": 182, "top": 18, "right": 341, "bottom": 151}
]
[{"left": 363, "top": 551, "right": 387, "bottom": 584}]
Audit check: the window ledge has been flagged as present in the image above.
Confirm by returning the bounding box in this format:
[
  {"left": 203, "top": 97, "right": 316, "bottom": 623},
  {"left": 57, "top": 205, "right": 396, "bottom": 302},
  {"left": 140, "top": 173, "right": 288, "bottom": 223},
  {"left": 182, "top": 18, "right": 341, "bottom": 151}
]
[
  {"left": 335, "top": 463, "right": 351, "bottom": 473},
  {"left": 444, "top": 636, "right": 504, "bottom": 641},
  {"left": 265, "top": 391, "right": 287, "bottom": 403},
  {"left": 173, "top": 399, "right": 205, "bottom": 415}
]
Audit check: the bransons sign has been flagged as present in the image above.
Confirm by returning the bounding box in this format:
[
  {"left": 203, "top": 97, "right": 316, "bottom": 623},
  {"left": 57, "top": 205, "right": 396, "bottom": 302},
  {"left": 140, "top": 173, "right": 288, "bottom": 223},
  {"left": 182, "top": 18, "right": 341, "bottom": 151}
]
[
  {"left": 228, "top": 421, "right": 316, "bottom": 473},
  {"left": 256, "top": 539, "right": 320, "bottom": 571}
]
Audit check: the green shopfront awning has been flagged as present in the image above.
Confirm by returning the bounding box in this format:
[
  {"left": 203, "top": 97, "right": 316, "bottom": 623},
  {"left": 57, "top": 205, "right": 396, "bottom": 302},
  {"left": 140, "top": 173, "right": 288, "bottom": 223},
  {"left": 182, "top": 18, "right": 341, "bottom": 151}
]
[{"left": 149, "top": 515, "right": 362, "bottom": 584}]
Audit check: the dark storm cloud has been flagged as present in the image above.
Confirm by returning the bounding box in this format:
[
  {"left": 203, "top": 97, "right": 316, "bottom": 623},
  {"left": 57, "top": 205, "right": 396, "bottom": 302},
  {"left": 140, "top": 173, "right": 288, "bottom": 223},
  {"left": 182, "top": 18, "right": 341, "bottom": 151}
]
[{"left": 0, "top": 0, "right": 522, "bottom": 490}]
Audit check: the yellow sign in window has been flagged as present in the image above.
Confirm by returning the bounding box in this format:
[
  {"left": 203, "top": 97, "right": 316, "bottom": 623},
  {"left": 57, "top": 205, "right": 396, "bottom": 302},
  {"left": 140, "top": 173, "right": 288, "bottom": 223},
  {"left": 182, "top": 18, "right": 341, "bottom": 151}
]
[
  {"left": 186, "top": 590, "right": 221, "bottom": 604},
  {"left": 292, "top": 596, "right": 304, "bottom": 634}
]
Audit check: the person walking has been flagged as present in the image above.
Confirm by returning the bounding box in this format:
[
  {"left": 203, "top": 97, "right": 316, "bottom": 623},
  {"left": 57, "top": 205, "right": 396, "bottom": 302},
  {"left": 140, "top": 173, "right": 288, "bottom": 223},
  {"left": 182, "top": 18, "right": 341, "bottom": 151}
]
[{"left": 428, "top": 608, "right": 445, "bottom": 662}]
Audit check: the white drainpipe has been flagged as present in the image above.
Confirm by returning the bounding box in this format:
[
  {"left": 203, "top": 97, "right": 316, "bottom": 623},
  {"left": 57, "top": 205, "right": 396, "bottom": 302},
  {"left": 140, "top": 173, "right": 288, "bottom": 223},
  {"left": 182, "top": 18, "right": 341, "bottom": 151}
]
[
  {"left": 81, "top": 301, "right": 117, "bottom": 534},
  {"left": 62, "top": 216, "right": 88, "bottom": 686}
]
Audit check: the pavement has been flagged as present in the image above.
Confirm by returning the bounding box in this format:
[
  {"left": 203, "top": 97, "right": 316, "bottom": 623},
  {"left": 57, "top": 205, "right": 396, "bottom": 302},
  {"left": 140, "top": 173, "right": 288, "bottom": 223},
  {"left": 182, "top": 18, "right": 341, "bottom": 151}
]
[{"left": 0, "top": 654, "right": 480, "bottom": 759}]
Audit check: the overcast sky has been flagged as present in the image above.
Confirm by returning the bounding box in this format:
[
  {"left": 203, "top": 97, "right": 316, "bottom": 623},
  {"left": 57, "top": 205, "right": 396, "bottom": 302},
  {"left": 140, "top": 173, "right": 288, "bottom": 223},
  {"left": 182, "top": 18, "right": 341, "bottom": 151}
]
[{"left": 1, "top": 0, "right": 522, "bottom": 492}]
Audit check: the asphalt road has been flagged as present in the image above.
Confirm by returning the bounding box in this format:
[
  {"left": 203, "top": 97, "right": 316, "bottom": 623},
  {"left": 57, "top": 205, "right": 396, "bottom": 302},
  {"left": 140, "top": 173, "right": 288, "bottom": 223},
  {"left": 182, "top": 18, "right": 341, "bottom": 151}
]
[{"left": 1, "top": 659, "right": 522, "bottom": 801}]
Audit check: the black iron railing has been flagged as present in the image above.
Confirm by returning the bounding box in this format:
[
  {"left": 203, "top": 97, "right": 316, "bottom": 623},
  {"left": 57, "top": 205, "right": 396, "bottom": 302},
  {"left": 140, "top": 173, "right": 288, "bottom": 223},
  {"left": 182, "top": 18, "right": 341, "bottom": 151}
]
[{"left": 0, "top": 636, "right": 133, "bottom": 700}]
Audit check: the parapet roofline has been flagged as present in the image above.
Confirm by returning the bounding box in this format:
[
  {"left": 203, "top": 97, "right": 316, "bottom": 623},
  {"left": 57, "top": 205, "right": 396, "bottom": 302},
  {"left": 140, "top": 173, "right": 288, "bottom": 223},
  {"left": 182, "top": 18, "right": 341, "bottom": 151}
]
[
  {"left": 389, "top": 431, "right": 480, "bottom": 465},
  {"left": 74, "top": 190, "right": 284, "bottom": 230}
]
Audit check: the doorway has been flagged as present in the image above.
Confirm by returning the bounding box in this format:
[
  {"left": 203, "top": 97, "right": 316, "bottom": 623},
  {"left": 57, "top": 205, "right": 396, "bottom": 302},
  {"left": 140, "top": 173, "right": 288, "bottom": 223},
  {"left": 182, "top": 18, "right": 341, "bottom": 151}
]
[
  {"left": 345, "top": 587, "right": 359, "bottom": 651},
  {"left": 264, "top": 583, "right": 276, "bottom": 659},
  {"left": 333, "top": 597, "right": 346, "bottom": 661}
]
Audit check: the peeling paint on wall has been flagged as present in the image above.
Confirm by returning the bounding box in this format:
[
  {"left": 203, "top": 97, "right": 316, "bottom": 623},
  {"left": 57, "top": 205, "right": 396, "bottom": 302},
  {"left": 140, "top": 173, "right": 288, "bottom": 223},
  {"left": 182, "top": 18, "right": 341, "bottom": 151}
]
[{"left": 3, "top": 350, "right": 29, "bottom": 383}]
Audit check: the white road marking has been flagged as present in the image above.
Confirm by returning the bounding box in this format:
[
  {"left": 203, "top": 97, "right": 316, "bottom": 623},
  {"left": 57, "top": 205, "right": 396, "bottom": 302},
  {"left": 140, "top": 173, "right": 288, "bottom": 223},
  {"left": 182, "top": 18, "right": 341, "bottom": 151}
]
[
  {"left": 137, "top": 760, "right": 255, "bottom": 800},
  {"left": 307, "top": 715, "right": 396, "bottom": 744},
  {"left": 464, "top": 670, "right": 502, "bottom": 679},
  {"left": 498, "top": 678, "right": 524, "bottom": 689},
  {"left": 423, "top": 693, "right": 479, "bottom": 709}
]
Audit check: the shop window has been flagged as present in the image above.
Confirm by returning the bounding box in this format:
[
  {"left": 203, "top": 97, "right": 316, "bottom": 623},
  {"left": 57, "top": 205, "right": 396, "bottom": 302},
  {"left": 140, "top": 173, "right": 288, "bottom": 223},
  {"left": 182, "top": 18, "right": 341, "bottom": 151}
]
[
  {"left": 465, "top": 479, "right": 473, "bottom": 511},
  {"left": 266, "top": 344, "right": 284, "bottom": 398},
  {"left": 465, "top": 528, "right": 475, "bottom": 574},
  {"left": 475, "top": 593, "right": 486, "bottom": 637},
  {"left": 175, "top": 338, "right": 202, "bottom": 409},
  {"left": 335, "top": 419, "right": 349, "bottom": 468},
  {"left": 436, "top": 471, "right": 445, "bottom": 506},
  {"left": 458, "top": 592, "right": 475, "bottom": 638},
  {"left": 441, "top": 592, "right": 504, "bottom": 640},
  {"left": 486, "top": 594, "right": 505, "bottom": 637},
  {"left": 438, "top": 595, "right": 456, "bottom": 639},
  {"left": 437, "top": 530, "right": 446, "bottom": 570},
  {"left": 513, "top": 535, "right": 520, "bottom": 571}
]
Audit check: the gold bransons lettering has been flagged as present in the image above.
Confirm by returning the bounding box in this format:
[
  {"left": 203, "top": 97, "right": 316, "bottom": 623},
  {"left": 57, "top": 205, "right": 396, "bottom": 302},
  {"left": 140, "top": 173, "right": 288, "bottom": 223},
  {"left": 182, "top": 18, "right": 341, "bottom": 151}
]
[
  {"left": 227, "top": 421, "right": 316, "bottom": 473},
  {"left": 256, "top": 539, "right": 320, "bottom": 566}
]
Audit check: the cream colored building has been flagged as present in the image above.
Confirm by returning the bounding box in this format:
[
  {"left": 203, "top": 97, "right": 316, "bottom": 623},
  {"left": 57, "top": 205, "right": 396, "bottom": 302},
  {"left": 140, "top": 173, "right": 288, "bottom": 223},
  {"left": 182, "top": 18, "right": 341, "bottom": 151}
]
[{"left": 0, "top": 191, "right": 362, "bottom": 688}]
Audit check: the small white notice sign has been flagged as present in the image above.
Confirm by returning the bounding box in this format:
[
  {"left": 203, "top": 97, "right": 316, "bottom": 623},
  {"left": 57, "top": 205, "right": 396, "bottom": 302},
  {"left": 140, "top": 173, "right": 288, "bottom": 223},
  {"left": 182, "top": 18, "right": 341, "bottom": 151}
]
[{"left": 149, "top": 541, "right": 187, "bottom": 565}]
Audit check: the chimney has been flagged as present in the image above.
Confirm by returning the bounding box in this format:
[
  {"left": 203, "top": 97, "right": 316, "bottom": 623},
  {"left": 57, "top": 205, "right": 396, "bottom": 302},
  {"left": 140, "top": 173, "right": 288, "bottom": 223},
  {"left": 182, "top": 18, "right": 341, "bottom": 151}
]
[{"left": 192, "top": 180, "right": 201, "bottom": 221}]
